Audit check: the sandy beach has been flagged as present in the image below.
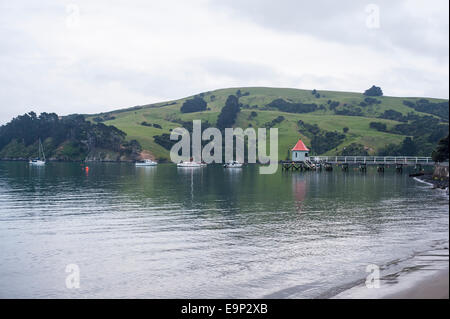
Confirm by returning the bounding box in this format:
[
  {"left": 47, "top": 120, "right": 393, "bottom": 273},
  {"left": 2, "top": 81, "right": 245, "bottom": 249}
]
[
  {"left": 384, "top": 268, "right": 449, "bottom": 299},
  {"left": 332, "top": 241, "right": 449, "bottom": 300}
]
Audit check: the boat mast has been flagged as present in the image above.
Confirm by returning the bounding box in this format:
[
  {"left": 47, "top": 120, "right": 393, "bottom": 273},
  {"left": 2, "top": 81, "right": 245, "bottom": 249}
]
[{"left": 39, "top": 139, "right": 46, "bottom": 161}]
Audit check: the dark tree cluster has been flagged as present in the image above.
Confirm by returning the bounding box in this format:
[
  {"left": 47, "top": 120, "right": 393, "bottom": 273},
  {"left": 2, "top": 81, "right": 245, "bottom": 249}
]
[
  {"left": 403, "top": 99, "right": 449, "bottom": 121},
  {"left": 92, "top": 114, "right": 116, "bottom": 122},
  {"left": 339, "top": 143, "right": 369, "bottom": 156},
  {"left": 334, "top": 107, "right": 363, "bottom": 116},
  {"left": 216, "top": 95, "right": 241, "bottom": 130},
  {"left": 267, "top": 99, "right": 318, "bottom": 114},
  {"left": 432, "top": 135, "right": 449, "bottom": 162},
  {"left": 297, "top": 120, "right": 345, "bottom": 154},
  {"left": 369, "top": 122, "right": 387, "bottom": 132},
  {"left": 311, "top": 90, "right": 320, "bottom": 98},
  {"left": 310, "top": 131, "right": 346, "bottom": 155},
  {"left": 360, "top": 97, "right": 381, "bottom": 107},
  {"left": 378, "top": 109, "right": 407, "bottom": 122},
  {"left": 141, "top": 121, "right": 162, "bottom": 129},
  {"left": 153, "top": 121, "right": 213, "bottom": 151},
  {"left": 378, "top": 116, "right": 448, "bottom": 157},
  {"left": 264, "top": 116, "right": 285, "bottom": 128},
  {"left": 390, "top": 117, "right": 447, "bottom": 139},
  {"left": 236, "top": 90, "right": 250, "bottom": 97},
  {"left": 378, "top": 137, "right": 418, "bottom": 156},
  {"left": 327, "top": 100, "right": 340, "bottom": 110},
  {"left": 154, "top": 133, "right": 176, "bottom": 151},
  {"left": 0, "top": 112, "right": 141, "bottom": 160},
  {"left": 180, "top": 97, "right": 207, "bottom": 113}
]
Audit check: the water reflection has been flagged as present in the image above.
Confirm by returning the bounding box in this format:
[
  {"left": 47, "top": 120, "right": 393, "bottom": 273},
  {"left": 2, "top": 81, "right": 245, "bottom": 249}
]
[
  {"left": 135, "top": 166, "right": 157, "bottom": 177},
  {"left": 291, "top": 174, "right": 307, "bottom": 213},
  {"left": 0, "top": 162, "right": 447, "bottom": 298}
]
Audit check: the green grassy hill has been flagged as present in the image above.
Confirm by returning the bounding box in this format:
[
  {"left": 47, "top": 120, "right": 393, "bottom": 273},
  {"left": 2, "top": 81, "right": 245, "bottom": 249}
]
[{"left": 86, "top": 87, "right": 449, "bottom": 161}]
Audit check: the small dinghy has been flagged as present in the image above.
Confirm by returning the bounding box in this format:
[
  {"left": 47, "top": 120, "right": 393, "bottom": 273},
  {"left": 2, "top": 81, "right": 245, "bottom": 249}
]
[{"left": 224, "top": 161, "right": 243, "bottom": 168}]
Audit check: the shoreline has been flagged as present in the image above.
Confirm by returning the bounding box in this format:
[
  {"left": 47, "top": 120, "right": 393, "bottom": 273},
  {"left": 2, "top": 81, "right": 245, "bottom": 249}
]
[
  {"left": 332, "top": 265, "right": 450, "bottom": 300},
  {"left": 0, "top": 158, "right": 137, "bottom": 163},
  {"left": 332, "top": 240, "right": 449, "bottom": 299},
  {"left": 383, "top": 268, "right": 449, "bottom": 299},
  {"left": 332, "top": 172, "right": 449, "bottom": 299},
  {"left": 413, "top": 173, "right": 449, "bottom": 190}
]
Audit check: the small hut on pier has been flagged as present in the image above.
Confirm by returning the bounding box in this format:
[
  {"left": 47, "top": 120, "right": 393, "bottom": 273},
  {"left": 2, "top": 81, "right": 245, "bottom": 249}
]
[{"left": 291, "top": 138, "right": 310, "bottom": 162}]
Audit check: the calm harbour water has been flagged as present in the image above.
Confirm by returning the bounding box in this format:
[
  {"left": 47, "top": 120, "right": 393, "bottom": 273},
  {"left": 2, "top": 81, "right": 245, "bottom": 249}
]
[{"left": 0, "top": 162, "right": 448, "bottom": 298}]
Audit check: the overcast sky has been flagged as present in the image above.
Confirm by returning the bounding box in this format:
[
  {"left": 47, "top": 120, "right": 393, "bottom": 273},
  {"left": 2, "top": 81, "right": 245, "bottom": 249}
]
[{"left": 0, "top": 0, "right": 448, "bottom": 124}]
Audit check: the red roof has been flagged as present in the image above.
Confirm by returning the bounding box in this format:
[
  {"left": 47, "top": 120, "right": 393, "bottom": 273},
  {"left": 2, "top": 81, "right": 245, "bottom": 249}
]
[{"left": 292, "top": 138, "right": 309, "bottom": 151}]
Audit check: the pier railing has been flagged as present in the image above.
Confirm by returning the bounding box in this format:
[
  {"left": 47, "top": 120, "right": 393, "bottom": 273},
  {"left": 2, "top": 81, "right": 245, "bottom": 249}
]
[{"left": 312, "top": 156, "right": 433, "bottom": 165}]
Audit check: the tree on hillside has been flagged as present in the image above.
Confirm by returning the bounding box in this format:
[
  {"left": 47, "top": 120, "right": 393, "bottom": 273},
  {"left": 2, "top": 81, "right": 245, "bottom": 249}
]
[
  {"left": 400, "top": 137, "right": 417, "bottom": 156},
  {"left": 364, "top": 85, "right": 383, "bottom": 97},
  {"left": 216, "top": 95, "right": 241, "bottom": 130},
  {"left": 432, "top": 135, "right": 449, "bottom": 162}
]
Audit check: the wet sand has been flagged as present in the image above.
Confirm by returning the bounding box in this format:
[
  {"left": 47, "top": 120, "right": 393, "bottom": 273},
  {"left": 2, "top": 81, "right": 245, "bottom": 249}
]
[
  {"left": 384, "top": 268, "right": 449, "bottom": 299},
  {"left": 332, "top": 244, "right": 449, "bottom": 299}
]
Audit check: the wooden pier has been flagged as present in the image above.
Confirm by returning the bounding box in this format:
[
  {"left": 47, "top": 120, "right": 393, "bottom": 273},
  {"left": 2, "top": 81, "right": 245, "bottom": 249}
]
[
  {"left": 281, "top": 156, "right": 434, "bottom": 173},
  {"left": 312, "top": 156, "right": 433, "bottom": 165}
]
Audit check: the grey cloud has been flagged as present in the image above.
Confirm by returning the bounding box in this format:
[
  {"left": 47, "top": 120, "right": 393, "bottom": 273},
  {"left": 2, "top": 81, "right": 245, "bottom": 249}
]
[
  {"left": 0, "top": 1, "right": 448, "bottom": 124},
  {"left": 210, "top": 0, "right": 449, "bottom": 59},
  {"left": 189, "top": 57, "right": 279, "bottom": 81}
]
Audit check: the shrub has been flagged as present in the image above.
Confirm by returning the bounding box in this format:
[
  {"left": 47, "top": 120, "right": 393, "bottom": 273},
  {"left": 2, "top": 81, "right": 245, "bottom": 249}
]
[
  {"left": 369, "top": 122, "right": 387, "bottom": 132},
  {"left": 264, "top": 116, "right": 285, "bottom": 128},
  {"left": 379, "top": 110, "right": 407, "bottom": 122}
]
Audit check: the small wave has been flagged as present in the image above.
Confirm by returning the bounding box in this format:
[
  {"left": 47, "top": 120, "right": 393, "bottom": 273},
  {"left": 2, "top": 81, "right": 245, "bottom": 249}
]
[
  {"left": 413, "top": 177, "right": 434, "bottom": 187},
  {"left": 329, "top": 241, "right": 449, "bottom": 299}
]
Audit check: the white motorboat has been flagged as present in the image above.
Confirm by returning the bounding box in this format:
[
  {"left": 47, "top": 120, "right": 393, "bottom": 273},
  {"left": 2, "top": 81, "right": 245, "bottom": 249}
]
[
  {"left": 177, "top": 161, "right": 206, "bottom": 168},
  {"left": 135, "top": 159, "right": 158, "bottom": 167},
  {"left": 29, "top": 139, "right": 46, "bottom": 166},
  {"left": 224, "top": 161, "right": 243, "bottom": 168}
]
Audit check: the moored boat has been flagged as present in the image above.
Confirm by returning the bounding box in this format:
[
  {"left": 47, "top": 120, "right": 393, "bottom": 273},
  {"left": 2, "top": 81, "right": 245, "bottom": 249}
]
[
  {"left": 135, "top": 159, "right": 158, "bottom": 167},
  {"left": 29, "top": 159, "right": 46, "bottom": 166},
  {"left": 177, "top": 161, "right": 206, "bottom": 168},
  {"left": 29, "top": 139, "right": 46, "bottom": 166},
  {"left": 224, "top": 161, "right": 243, "bottom": 168}
]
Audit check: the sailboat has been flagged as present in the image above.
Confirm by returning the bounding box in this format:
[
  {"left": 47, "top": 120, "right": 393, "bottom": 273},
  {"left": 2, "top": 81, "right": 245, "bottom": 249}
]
[{"left": 29, "top": 139, "right": 46, "bottom": 166}]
